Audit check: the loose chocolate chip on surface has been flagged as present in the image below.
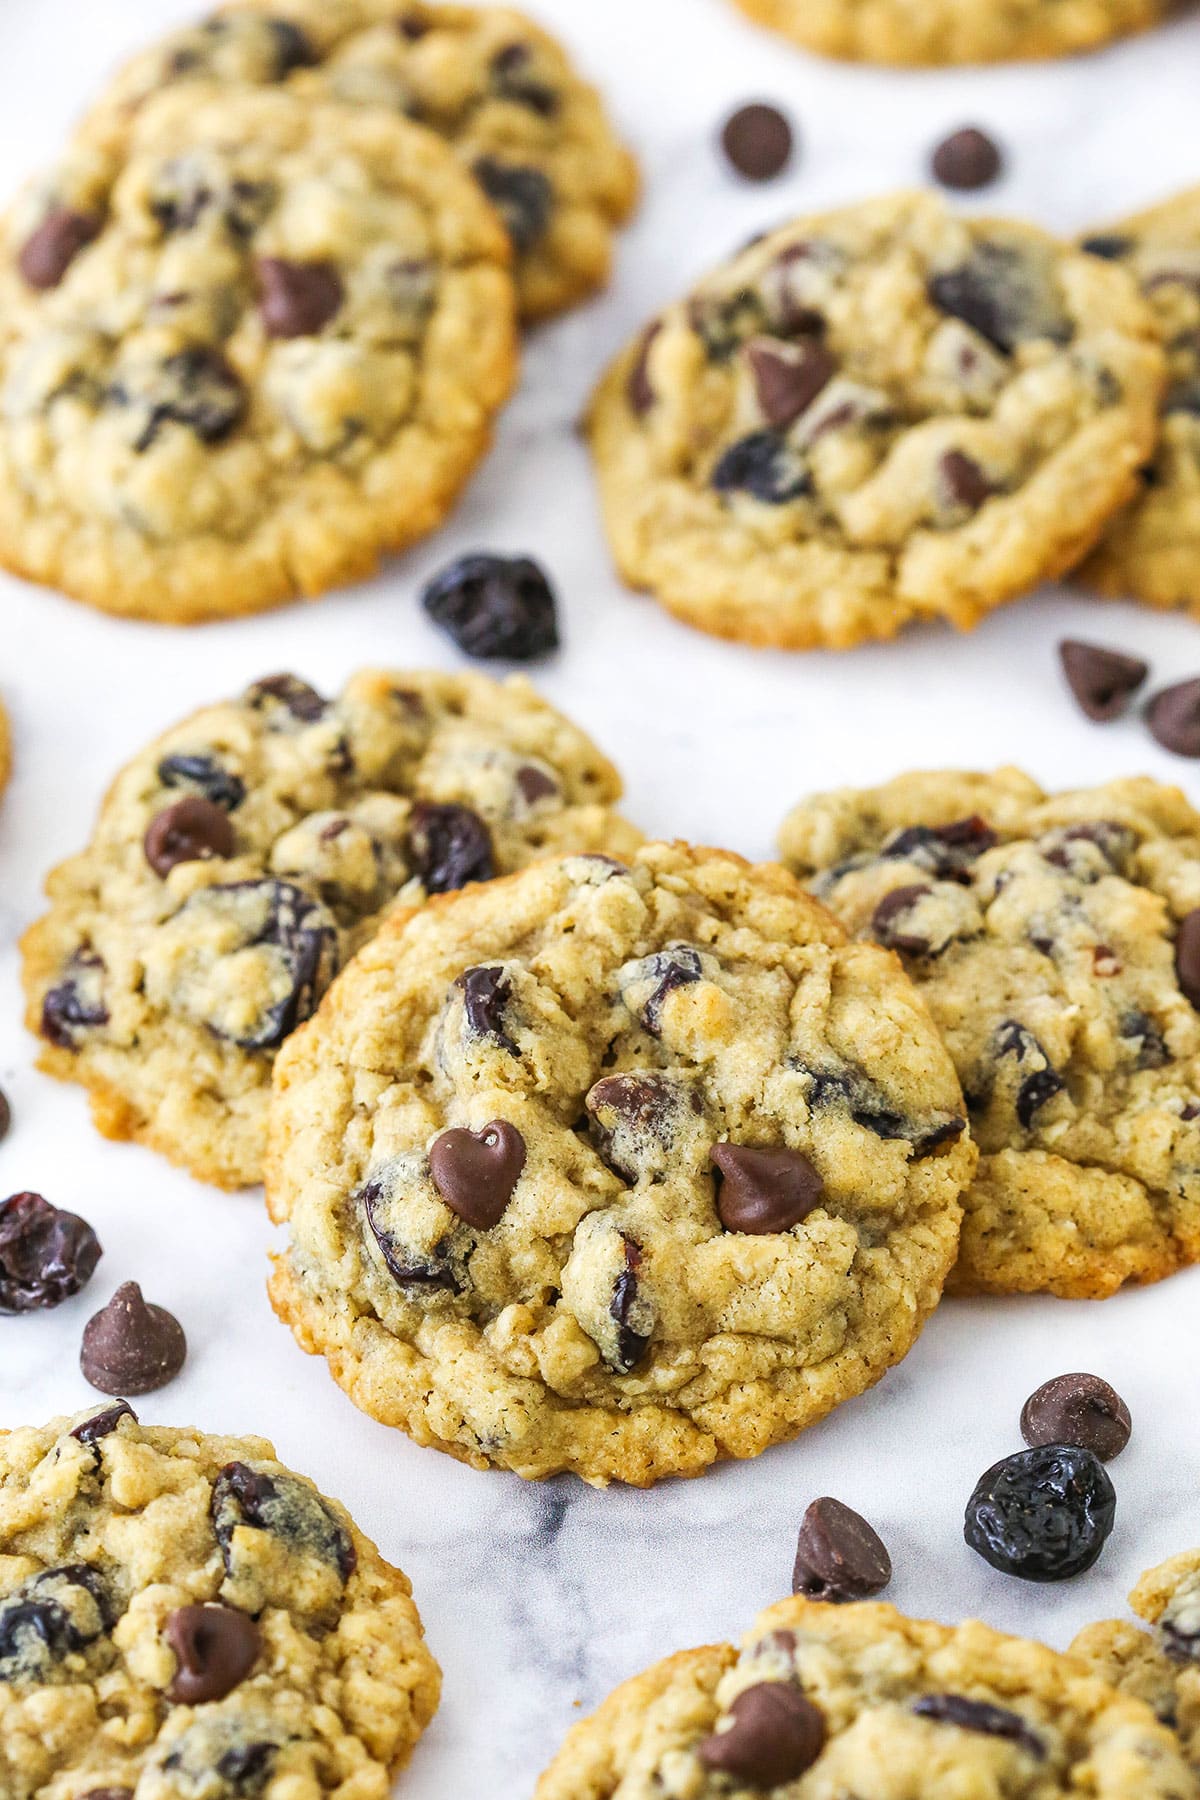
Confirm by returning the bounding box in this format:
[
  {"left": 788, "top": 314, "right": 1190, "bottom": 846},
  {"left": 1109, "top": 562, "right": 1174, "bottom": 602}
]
[
  {"left": 964, "top": 1444, "right": 1116, "bottom": 1581},
  {"left": 931, "top": 127, "right": 1004, "bottom": 191},
  {"left": 421, "top": 553, "right": 559, "bottom": 660},
  {"left": 712, "top": 1143, "right": 824, "bottom": 1234},
  {"left": 144, "top": 796, "right": 236, "bottom": 877},
  {"left": 700, "top": 1682, "right": 826, "bottom": 1784},
  {"left": 80, "top": 1281, "right": 186, "bottom": 1395},
  {"left": 18, "top": 206, "right": 101, "bottom": 288},
  {"left": 793, "top": 1497, "right": 892, "bottom": 1602},
  {"left": 1059, "top": 639, "right": 1149, "bottom": 721},
  {"left": 720, "top": 103, "right": 795, "bottom": 181},
  {"left": 456, "top": 966, "right": 519, "bottom": 1055},
  {"left": 0, "top": 1192, "right": 102, "bottom": 1313},
  {"left": 473, "top": 157, "right": 553, "bottom": 252},
  {"left": 1147, "top": 678, "right": 1200, "bottom": 757},
  {"left": 166, "top": 1604, "right": 261, "bottom": 1704},
  {"left": 1021, "top": 1373, "right": 1131, "bottom": 1462},
  {"left": 430, "top": 1121, "right": 526, "bottom": 1228},
  {"left": 406, "top": 801, "right": 495, "bottom": 893},
  {"left": 913, "top": 1694, "right": 1044, "bottom": 1759},
  {"left": 1177, "top": 910, "right": 1200, "bottom": 1007},
  {"left": 747, "top": 339, "right": 835, "bottom": 428},
  {"left": 257, "top": 257, "right": 344, "bottom": 337},
  {"left": 71, "top": 1400, "right": 137, "bottom": 1447}
]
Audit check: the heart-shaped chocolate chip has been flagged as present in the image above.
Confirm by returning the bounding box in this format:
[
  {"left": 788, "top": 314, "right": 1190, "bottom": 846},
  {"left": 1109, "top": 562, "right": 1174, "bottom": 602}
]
[
  {"left": 430, "top": 1121, "right": 526, "bottom": 1229},
  {"left": 711, "top": 1144, "right": 824, "bottom": 1234},
  {"left": 165, "top": 1603, "right": 261, "bottom": 1704}
]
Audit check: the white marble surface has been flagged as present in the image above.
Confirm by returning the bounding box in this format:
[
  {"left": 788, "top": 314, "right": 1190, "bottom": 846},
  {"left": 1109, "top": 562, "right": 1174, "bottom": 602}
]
[{"left": 4, "top": 2, "right": 1200, "bottom": 1794}]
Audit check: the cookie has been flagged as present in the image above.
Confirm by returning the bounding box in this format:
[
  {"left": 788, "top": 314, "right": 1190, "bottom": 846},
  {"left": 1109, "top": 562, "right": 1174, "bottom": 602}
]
[
  {"left": 779, "top": 769, "right": 1200, "bottom": 1298},
  {"left": 1078, "top": 188, "right": 1200, "bottom": 614},
  {"left": 59, "top": 1, "right": 637, "bottom": 323},
  {"left": 533, "top": 1594, "right": 1197, "bottom": 1798},
  {"left": 0, "top": 84, "right": 517, "bottom": 623},
  {"left": 22, "top": 669, "right": 639, "bottom": 1190},
  {"left": 730, "top": 0, "right": 1167, "bottom": 66},
  {"left": 1072, "top": 1551, "right": 1200, "bottom": 1765},
  {"left": 587, "top": 192, "right": 1164, "bottom": 651},
  {"left": 0, "top": 1404, "right": 440, "bottom": 1800},
  {"left": 265, "top": 841, "right": 974, "bottom": 1487}
]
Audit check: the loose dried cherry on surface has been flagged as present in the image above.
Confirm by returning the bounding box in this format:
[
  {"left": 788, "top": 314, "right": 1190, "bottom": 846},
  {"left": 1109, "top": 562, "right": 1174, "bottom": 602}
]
[{"left": 0, "top": 1192, "right": 102, "bottom": 1313}]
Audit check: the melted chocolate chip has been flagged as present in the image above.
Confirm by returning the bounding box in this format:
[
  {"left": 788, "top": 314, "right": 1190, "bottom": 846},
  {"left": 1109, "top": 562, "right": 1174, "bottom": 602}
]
[
  {"left": 0, "top": 1192, "right": 102, "bottom": 1313},
  {"left": 747, "top": 338, "right": 836, "bottom": 428},
  {"left": 473, "top": 157, "right": 553, "bottom": 253},
  {"left": 700, "top": 1683, "right": 826, "bottom": 1784},
  {"left": 931, "top": 127, "right": 1004, "bottom": 191},
  {"left": 243, "top": 673, "right": 328, "bottom": 722},
  {"left": 212, "top": 1462, "right": 356, "bottom": 1584},
  {"left": 1059, "top": 639, "right": 1149, "bottom": 722},
  {"left": 407, "top": 802, "right": 495, "bottom": 893},
  {"left": 720, "top": 103, "right": 795, "bottom": 181},
  {"left": 430, "top": 1121, "right": 526, "bottom": 1228},
  {"left": 41, "top": 950, "right": 109, "bottom": 1049},
  {"left": 793, "top": 1497, "right": 892, "bottom": 1602},
  {"left": 1178, "top": 910, "right": 1200, "bottom": 1008},
  {"left": 913, "top": 1694, "right": 1044, "bottom": 1759},
  {"left": 144, "top": 796, "right": 235, "bottom": 877},
  {"left": 712, "top": 430, "right": 811, "bottom": 503},
  {"left": 80, "top": 1282, "right": 186, "bottom": 1395},
  {"left": 711, "top": 1143, "right": 824, "bottom": 1234},
  {"left": 0, "top": 1565, "right": 111, "bottom": 1682},
  {"left": 634, "top": 945, "right": 704, "bottom": 1035},
  {"left": 939, "top": 448, "right": 994, "bottom": 513},
  {"left": 871, "top": 884, "right": 934, "bottom": 954},
  {"left": 421, "top": 553, "right": 559, "bottom": 660},
  {"left": 266, "top": 17, "right": 316, "bottom": 73},
  {"left": 71, "top": 1400, "right": 137, "bottom": 1448},
  {"left": 1081, "top": 234, "right": 1134, "bottom": 261},
  {"left": 362, "top": 1173, "right": 461, "bottom": 1292},
  {"left": 994, "top": 1021, "right": 1065, "bottom": 1129},
  {"left": 586, "top": 1072, "right": 693, "bottom": 1183},
  {"left": 490, "top": 42, "right": 559, "bottom": 115},
  {"left": 116, "top": 346, "right": 246, "bottom": 452},
  {"left": 157, "top": 752, "right": 246, "bottom": 812},
  {"left": 928, "top": 242, "right": 1068, "bottom": 355},
  {"left": 257, "top": 258, "right": 344, "bottom": 337},
  {"left": 179, "top": 880, "right": 338, "bottom": 1050},
  {"left": 882, "top": 815, "right": 997, "bottom": 878},
  {"left": 609, "top": 1234, "right": 651, "bottom": 1372},
  {"left": 1021, "top": 1373, "right": 1131, "bottom": 1462},
  {"left": 1147, "top": 678, "right": 1200, "bottom": 757},
  {"left": 456, "top": 966, "right": 519, "bottom": 1055},
  {"left": 166, "top": 1605, "right": 261, "bottom": 1704},
  {"left": 18, "top": 207, "right": 101, "bottom": 289}
]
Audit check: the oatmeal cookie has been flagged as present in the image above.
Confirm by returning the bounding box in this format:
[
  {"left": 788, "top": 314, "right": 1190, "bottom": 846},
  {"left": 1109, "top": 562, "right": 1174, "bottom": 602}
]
[
  {"left": 729, "top": 0, "right": 1168, "bottom": 66},
  {"left": 1073, "top": 1551, "right": 1200, "bottom": 1767}
]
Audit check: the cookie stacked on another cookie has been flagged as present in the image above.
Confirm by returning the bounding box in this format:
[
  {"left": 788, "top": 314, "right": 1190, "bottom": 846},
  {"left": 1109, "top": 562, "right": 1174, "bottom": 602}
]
[
  {"left": 588, "top": 192, "right": 1164, "bottom": 650},
  {"left": 0, "top": 85, "right": 519, "bottom": 622},
  {"left": 0, "top": 1405, "right": 440, "bottom": 1800},
  {"left": 533, "top": 1595, "right": 1199, "bottom": 1797},
  {"left": 22, "top": 669, "right": 639, "bottom": 1188},
  {"left": 729, "top": 0, "right": 1170, "bottom": 65},
  {"left": 265, "top": 841, "right": 974, "bottom": 1486},
  {"left": 780, "top": 769, "right": 1200, "bottom": 1298}
]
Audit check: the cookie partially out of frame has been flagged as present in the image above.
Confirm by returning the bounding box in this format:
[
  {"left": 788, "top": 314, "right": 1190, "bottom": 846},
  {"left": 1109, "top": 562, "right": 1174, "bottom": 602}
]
[
  {"left": 266, "top": 841, "right": 973, "bottom": 1487},
  {"left": 54, "top": 1, "right": 638, "bottom": 322},
  {"left": 781, "top": 768, "right": 1200, "bottom": 1298},
  {"left": 587, "top": 192, "right": 1163, "bottom": 651},
  {"left": 534, "top": 1595, "right": 1197, "bottom": 1799},
  {"left": 0, "top": 1405, "right": 440, "bottom": 1800},
  {"left": 1073, "top": 1550, "right": 1200, "bottom": 1768},
  {"left": 22, "top": 669, "right": 639, "bottom": 1189},
  {"left": 730, "top": 0, "right": 1168, "bottom": 66},
  {"left": 0, "top": 85, "right": 517, "bottom": 622}
]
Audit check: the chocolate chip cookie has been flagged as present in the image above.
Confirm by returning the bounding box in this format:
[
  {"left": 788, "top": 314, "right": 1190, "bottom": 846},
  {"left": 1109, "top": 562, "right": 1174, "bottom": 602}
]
[
  {"left": 780, "top": 769, "right": 1200, "bottom": 1298},
  {"left": 587, "top": 192, "right": 1164, "bottom": 650},
  {"left": 60, "top": 1, "right": 637, "bottom": 323},
  {"left": 21, "top": 670, "right": 638, "bottom": 1189},
  {"left": 0, "top": 1405, "right": 440, "bottom": 1800},
  {"left": 1073, "top": 1551, "right": 1200, "bottom": 1767},
  {"left": 533, "top": 1595, "right": 1197, "bottom": 1798},
  {"left": 1077, "top": 188, "right": 1200, "bottom": 614},
  {"left": 265, "top": 841, "right": 974, "bottom": 1487},
  {"left": 0, "top": 85, "right": 517, "bottom": 622},
  {"left": 730, "top": 0, "right": 1168, "bottom": 66}
]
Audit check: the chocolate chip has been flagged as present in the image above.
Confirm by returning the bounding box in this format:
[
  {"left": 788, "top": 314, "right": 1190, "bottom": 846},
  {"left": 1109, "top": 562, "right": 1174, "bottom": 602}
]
[
  {"left": 173, "top": 880, "right": 338, "bottom": 1050},
  {"left": 406, "top": 801, "right": 495, "bottom": 893},
  {"left": 586, "top": 1073, "right": 695, "bottom": 1183},
  {"left": 720, "top": 103, "right": 795, "bottom": 181},
  {"left": 80, "top": 1790, "right": 134, "bottom": 1800},
  {"left": 1021, "top": 1373, "right": 1131, "bottom": 1462},
  {"left": 1081, "top": 234, "right": 1134, "bottom": 261},
  {"left": 883, "top": 816, "right": 997, "bottom": 878},
  {"left": 1177, "top": 910, "right": 1200, "bottom": 1007},
  {"left": 631, "top": 945, "right": 704, "bottom": 1035},
  {"left": 157, "top": 752, "right": 246, "bottom": 812},
  {"left": 243, "top": 673, "right": 328, "bottom": 722},
  {"left": 1059, "top": 639, "right": 1149, "bottom": 722},
  {"left": 871, "top": 884, "right": 934, "bottom": 953},
  {"left": 396, "top": 13, "right": 430, "bottom": 38},
  {"left": 362, "top": 1171, "right": 462, "bottom": 1292},
  {"left": 472, "top": 157, "right": 553, "bottom": 253},
  {"left": 1147, "top": 678, "right": 1200, "bottom": 757},
  {"left": 929, "top": 242, "right": 1068, "bottom": 355},
  {"left": 938, "top": 449, "right": 994, "bottom": 514},
  {"left": 712, "top": 430, "right": 811, "bottom": 503},
  {"left": 0, "top": 1193, "right": 102, "bottom": 1313},
  {"left": 490, "top": 41, "right": 558, "bottom": 116},
  {"left": 711, "top": 1143, "right": 824, "bottom": 1234},
  {"left": 166, "top": 1604, "right": 260, "bottom": 1704},
  {"left": 690, "top": 288, "right": 768, "bottom": 361},
  {"left": 421, "top": 553, "right": 559, "bottom": 660},
  {"left": 115, "top": 346, "right": 246, "bottom": 452},
  {"left": 80, "top": 1281, "right": 186, "bottom": 1395},
  {"left": 700, "top": 1683, "right": 826, "bottom": 1784},
  {"left": 456, "top": 966, "right": 519, "bottom": 1055},
  {"left": 18, "top": 207, "right": 101, "bottom": 289},
  {"left": 0, "top": 1565, "right": 112, "bottom": 1682},
  {"left": 793, "top": 1497, "right": 891, "bottom": 1602},
  {"left": 747, "top": 338, "right": 835, "bottom": 428},
  {"left": 430, "top": 1121, "right": 526, "bottom": 1228},
  {"left": 71, "top": 1400, "right": 137, "bottom": 1448},
  {"left": 627, "top": 321, "right": 662, "bottom": 416},
  {"left": 930, "top": 127, "right": 1003, "bottom": 191},
  {"left": 609, "top": 1234, "right": 651, "bottom": 1372},
  {"left": 516, "top": 764, "right": 558, "bottom": 805},
  {"left": 257, "top": 257, "right": 344, "bottom": 338},
  {"left": 912, "top": 1694, "right": 1044, "bottom": 1759},
  {"left": 144, "top": 796, "right": 235, "bottom": 877},
  {"left": 994, "top": 1021, "right": 1065, "bottom": 1129},
  {"left": 41, "top": 950, "right": 109, "bottom": 1049},
  {"left": 267, "top": 17, "right": 316, "bottom": 73},
  {"left": 211, "top": 1462, "right": 356, "bottom": 1584}
]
